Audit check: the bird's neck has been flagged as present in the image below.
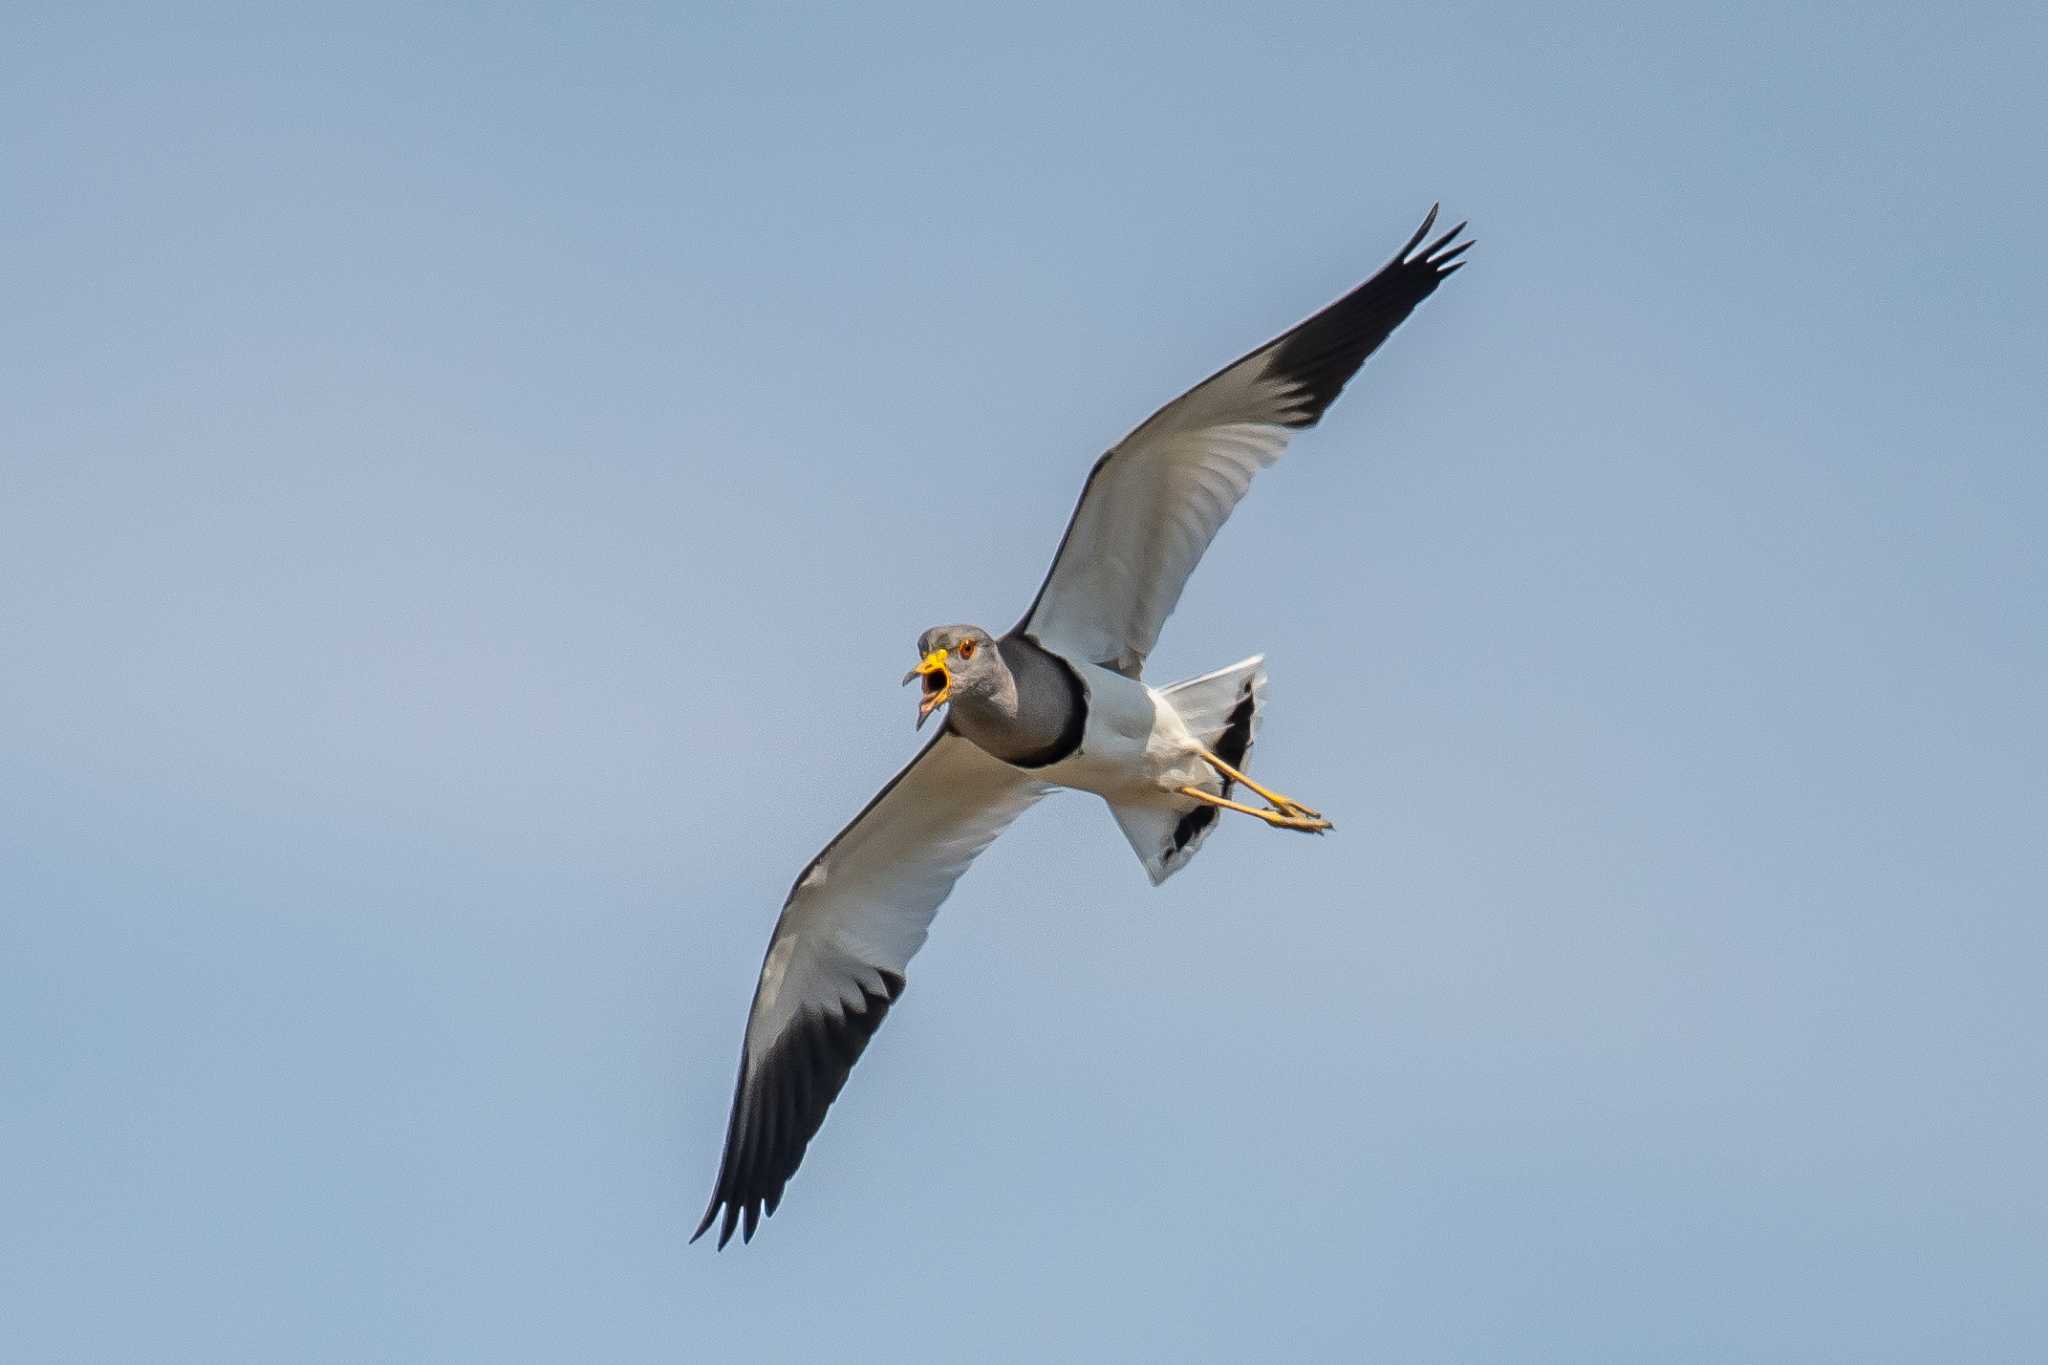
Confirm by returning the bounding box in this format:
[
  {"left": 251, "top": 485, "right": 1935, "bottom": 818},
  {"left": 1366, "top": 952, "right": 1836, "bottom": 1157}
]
[
  {"left": 948, "top": 659, "right": 1023, "bottom": 738},
  {"left": 948, "top": 636, "right": 1085, "bottom": 767}
]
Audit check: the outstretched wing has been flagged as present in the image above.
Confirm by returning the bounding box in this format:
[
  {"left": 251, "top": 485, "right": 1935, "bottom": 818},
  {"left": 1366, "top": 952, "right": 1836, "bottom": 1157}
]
[
  {"left": 1015, "top": 206, "right": 1471, "bottom": 675},
  {"left": 694, "top": 730, "right": 1051, "bottom": 1247}
]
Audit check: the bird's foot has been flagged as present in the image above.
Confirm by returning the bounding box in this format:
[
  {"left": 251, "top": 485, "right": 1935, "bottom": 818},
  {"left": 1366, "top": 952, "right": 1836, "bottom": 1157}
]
[
  {"left": 1196, "top": 749, "right": 1324, "bottom": 820},
  {"left": 1259, "top": 792, "right": 1324, "bottom": 822},
  {"left": 1260, "top": 808, "right": 1334, "bottom": 834},
  {"left": 1177, "top": 786, "right": 1333, "bottom": 834}
]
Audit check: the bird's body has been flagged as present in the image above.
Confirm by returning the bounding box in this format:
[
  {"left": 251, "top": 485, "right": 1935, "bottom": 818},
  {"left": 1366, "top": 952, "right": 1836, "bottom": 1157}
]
[
  {"left": 695, "top": 207, "right": 1472, "bottom": 1247},
  {"left": 944, "top": 633, "right": 1208, "bottom": 803},
  {"left": 1034, "top": 655, "right": 1211, "bottom": 803},
  {"left": 912, "top": 625, "right": 1288, "bottom": 876}
]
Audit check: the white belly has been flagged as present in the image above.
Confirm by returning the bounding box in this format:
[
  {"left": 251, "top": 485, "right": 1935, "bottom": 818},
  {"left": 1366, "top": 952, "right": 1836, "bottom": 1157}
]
[{"left": 1030, "top": 659, "right": 1210, "bottom": 802}]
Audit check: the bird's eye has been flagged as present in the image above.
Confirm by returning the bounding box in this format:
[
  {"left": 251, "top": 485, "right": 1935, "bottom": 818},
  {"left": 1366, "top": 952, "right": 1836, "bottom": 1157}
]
[{"left": 957, "top": 639, "right": 976, "bottom": 660}]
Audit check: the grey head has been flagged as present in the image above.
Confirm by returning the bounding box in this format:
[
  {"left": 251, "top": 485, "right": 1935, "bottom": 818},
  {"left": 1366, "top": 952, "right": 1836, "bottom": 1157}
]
[{"left": 901, "top": 624, "right": 1004, "bottom": 730}]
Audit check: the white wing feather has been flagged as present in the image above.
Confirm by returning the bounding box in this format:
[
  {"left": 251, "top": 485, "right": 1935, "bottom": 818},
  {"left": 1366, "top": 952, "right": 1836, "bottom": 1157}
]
[
  {"left": 1017, "top": 207, "right": 1471, "bottom": 676},
  {"left": 1020, "top": 367, "right": 1302, "bottom": 674},
  {"left": 696, "top": 730, "right": 1050, "bottom": 1246}
]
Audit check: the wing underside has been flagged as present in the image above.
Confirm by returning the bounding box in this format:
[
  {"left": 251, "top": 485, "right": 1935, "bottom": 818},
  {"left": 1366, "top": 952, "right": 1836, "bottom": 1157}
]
[
  {"left": 1017, "top": 207, "right": 1471, "bottom": 675},
  {"left": 694, "top": 730, "right": 1050, "bottom": 1246}
]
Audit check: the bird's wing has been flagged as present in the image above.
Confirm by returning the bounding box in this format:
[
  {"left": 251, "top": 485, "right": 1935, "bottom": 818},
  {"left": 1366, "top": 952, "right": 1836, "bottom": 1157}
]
[
  {"left": 1015, "top": 207, "right": 1470, "bottom": 675},
  {"left": 694, "top": 729, "right": 1052, "bottom": 1247}
]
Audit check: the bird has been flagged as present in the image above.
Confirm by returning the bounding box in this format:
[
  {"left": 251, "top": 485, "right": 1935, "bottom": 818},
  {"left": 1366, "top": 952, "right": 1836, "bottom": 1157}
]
[{"left": 694, "top": 206, "right": 1471, "bottom": 1247}]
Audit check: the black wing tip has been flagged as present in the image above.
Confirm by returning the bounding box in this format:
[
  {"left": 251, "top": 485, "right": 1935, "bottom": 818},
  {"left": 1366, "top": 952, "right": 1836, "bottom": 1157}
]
[
  {"left": 1264, "top": 204, "right": 1474, "bottom": 429},
  {"left": 690, "top": 971, "right": 909, "bottom": 1250},
  {"left": 1399, "top": 204, "right": 1473, "bottom": 272},
  {"left": 1398, "top": 202, "right": 1441, "bottom": 257},
  {"left": 688, "top": 1191, "right": 747, "bottom": 1249},
  {"left": 690, "top": 1175, "right": 754, "bottom": 1251},
  {"left": 1430, "top": 238, "right": 1475, "bottom": 270}
]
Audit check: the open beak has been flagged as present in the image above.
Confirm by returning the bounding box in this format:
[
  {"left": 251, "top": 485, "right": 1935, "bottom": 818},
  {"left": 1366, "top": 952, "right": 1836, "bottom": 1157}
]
[{"left": 900, "top": 648, "right": 951, "bottom": 729}]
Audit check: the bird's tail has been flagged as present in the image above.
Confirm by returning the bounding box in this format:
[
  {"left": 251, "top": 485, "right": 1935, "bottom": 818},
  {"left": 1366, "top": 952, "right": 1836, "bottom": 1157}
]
[{"left": 1108, "top": 656, "right": 1268, "bottom": 885}]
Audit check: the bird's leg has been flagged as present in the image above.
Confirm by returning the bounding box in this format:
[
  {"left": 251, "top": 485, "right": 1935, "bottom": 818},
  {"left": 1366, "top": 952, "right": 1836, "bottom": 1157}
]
[
  {"left": 1176, "top": 785, "right": 1332, "bottom": 834},
  {"left": 1196, "top": 749, "right": 1323, "bottom": 820}
]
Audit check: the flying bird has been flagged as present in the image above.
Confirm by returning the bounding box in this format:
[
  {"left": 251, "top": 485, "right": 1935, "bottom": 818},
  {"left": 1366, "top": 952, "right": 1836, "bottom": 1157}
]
[{"left": 695, "top": 206, "right": 1470, "bottom": 1246}]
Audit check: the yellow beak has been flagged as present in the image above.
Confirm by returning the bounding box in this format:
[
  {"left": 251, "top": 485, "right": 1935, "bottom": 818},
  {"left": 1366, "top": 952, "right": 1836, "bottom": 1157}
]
[{"left": 901, "top": 648, "right": 952, "bottom": 728}]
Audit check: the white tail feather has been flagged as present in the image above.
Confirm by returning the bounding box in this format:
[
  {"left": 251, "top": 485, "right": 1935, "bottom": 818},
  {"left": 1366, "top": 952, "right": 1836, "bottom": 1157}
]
[{"left": 1108, "top": 657, "right": 1268, "bottom": 885}]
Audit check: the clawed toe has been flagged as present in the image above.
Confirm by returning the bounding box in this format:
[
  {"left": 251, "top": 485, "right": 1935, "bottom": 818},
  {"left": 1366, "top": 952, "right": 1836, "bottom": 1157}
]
[{"left": 1273, "top": 812, "right": 1333, "bottom": 834}]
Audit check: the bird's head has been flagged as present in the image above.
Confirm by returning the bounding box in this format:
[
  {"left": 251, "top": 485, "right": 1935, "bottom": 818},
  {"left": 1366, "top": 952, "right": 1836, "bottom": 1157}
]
[{"left": 901, "top": 625, "right": 1000, "bottom": 729}]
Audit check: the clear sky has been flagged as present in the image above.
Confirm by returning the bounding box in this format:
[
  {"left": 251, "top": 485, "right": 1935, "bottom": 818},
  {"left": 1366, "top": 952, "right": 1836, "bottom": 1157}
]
[{"left": 4, "top": 2, "right": 2044, "bottom": 1361}]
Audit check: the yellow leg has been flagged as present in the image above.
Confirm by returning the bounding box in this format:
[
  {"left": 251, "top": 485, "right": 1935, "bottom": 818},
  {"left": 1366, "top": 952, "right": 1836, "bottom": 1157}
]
[
  {"left": 1196, "top": 749, "right": 1323, "bottom": 820},
  {"left": 1177, "top": 785, "right": 1332, "bottom": 834}
]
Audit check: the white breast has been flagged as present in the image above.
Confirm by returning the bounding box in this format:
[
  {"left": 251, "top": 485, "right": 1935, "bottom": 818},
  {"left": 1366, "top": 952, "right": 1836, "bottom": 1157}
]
[{"left": 1030, "top": 657, "right": 1209, "bottom": 802}]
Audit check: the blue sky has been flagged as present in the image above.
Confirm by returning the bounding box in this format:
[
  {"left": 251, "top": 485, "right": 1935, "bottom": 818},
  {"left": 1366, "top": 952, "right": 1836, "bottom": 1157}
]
[{"left": 4, "top": 2, "right": 2044, "bottom": 1360}]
